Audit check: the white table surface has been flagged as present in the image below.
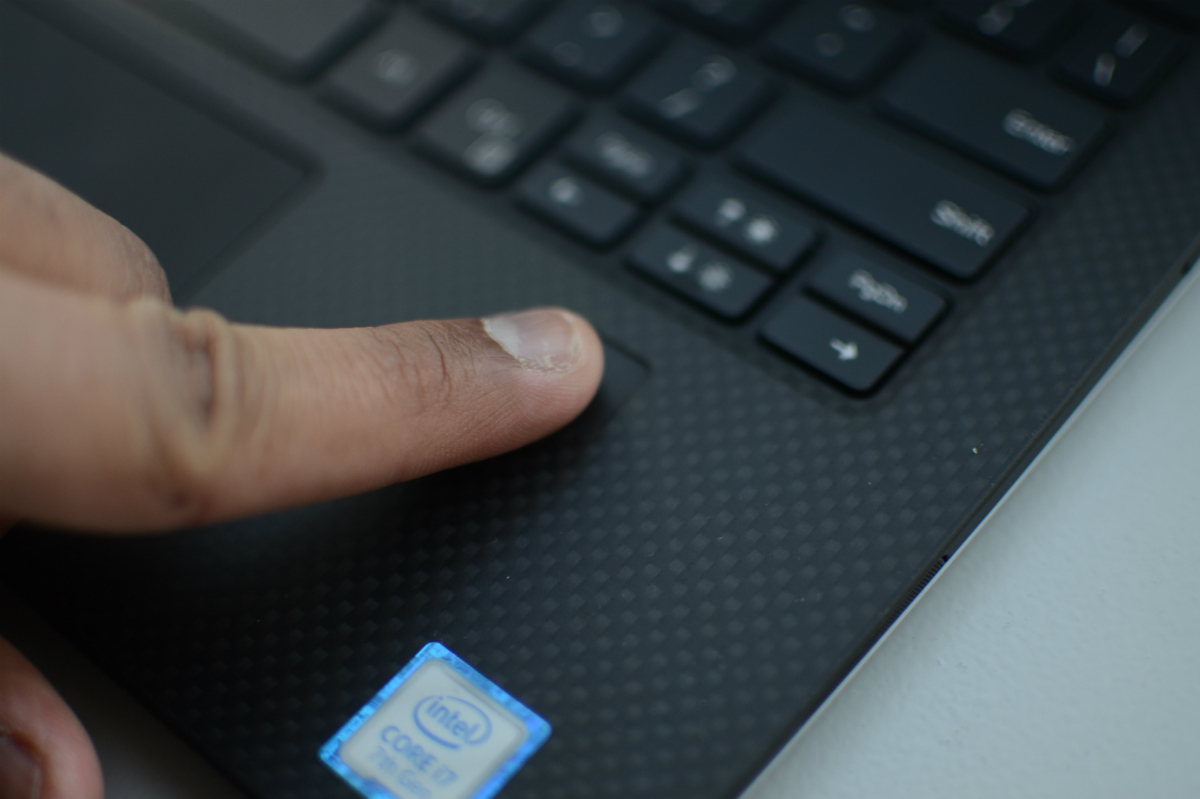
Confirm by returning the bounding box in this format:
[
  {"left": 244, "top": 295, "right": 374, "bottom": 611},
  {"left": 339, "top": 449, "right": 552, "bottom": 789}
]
[{"left": 2, "top": 260, "right": 1198, "bottom": 799}]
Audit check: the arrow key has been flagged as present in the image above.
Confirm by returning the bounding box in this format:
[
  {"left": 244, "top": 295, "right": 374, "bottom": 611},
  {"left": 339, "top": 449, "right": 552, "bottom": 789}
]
[{"left": 761, "top": 295, "right": 903, "bottom": 393}]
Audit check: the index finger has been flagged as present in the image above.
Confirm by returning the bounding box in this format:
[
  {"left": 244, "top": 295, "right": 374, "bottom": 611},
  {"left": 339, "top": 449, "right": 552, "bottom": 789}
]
[{"left": 0, "top": 270, "right": 603, "bottom": 532}]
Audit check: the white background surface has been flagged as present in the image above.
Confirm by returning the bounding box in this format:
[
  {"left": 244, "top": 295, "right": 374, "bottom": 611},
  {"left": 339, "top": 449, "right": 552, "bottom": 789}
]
[
  {"left": 746, "top": 261, "right": 1200, "bottom": 799},
  {"left": 1, "top": 263, "right": 1198, "bottom": 799}
]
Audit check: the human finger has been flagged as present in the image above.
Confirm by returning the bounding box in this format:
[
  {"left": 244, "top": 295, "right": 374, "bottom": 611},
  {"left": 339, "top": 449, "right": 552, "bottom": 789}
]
[
  {"left": 0, "top": 635, "right": 104, "bottom": 799},
  {"left": 0, "top": 151, "right": 169, "bottom": 302},
  {"left": 0, "top": 269, "right": 603, "bottom": 532}
]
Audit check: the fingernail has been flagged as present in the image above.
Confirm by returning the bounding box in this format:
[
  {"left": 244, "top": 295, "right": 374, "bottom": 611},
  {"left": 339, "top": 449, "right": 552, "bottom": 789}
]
[
  {"left": 0, "top": 733, "right": 41, "bottom": 799},
  {"left": 483, "top": 309, "right": 582, "bottom": 372}
]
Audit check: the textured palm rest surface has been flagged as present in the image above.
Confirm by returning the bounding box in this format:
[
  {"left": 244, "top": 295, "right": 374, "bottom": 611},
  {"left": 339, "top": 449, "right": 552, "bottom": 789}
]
[{"left": 1, "top": 3, "right": 1199, "bottom": 799}]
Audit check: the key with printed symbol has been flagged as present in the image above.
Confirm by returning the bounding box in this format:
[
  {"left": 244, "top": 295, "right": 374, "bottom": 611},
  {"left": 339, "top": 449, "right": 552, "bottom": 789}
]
[
  {"left": 414, "top": 62, "right": 578, "bottom": 185},
  {"left": 522, "top": 0, "right": 664, "bottom": 92},
  {"left": 767, "top": 0, "right": 913, "bottom": 93},
  {"left": 1056, "top": 8, "right": 1181, "bottom": 106},
  {"left": 939, "top": 0, "right": 1080, "bottom": 58},
  {"left": 563, "top": 115, "right": 689, "bottom": 201},
  {"left": 622, "top": 35, "right": 774, "bottom": 147},
  {"left": 517, "top": 162, "right": 641, "bottom": 246},
  {"left": 319, "top": 8, "right": 479, "bottom": 130},
  {"left": 736, "top": 95, "right": 1030, "bottom": 279},
  {"left": 673, "top": 175, "right": 819, "bottom": 274},
  {"left": 880, "top": 43, "right": 1109, "bottom": 190},
  {"left": 808, "top": 250, "right": 946, "bottom": 343},
  {"left": 628, "top": 225, "right": 774, "bottom": 319},
  {"left": 761, "top": 294, "right": 903, "bottom": 392}
]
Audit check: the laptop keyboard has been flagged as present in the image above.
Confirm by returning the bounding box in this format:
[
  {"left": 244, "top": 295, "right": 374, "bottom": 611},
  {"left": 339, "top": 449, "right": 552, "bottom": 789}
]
[{"left": 146, "top": 0, "right": 1187, "bottom": 394}]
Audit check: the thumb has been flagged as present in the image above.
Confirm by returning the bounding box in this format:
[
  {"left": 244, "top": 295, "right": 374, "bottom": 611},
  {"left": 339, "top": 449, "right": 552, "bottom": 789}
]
[
  {"left": 0, "top": 635, "right": 103, "bottom": 799},
  {"left": 0, "top": 268, "right": 604, "bottom": 532}
]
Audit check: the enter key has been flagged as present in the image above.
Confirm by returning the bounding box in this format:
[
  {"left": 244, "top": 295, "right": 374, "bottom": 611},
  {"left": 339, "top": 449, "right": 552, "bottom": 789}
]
[{"left": 880, "top": 42, "right": 1111, "bottom": 191}]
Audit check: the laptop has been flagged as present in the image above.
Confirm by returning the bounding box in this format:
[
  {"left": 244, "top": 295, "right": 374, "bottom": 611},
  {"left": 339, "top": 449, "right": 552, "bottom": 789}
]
[
  {"left": 5, "top": 255, "right": 1199, "bottom": 797},
  {"left": 1, "top": 2, "right": 1197, "bottom": 799}
]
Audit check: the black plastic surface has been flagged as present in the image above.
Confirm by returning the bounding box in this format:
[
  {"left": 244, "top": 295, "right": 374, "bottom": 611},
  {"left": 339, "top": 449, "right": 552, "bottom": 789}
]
[
  {"left": 0, "top": 1, "right": 307, "bottom": 293},
  {"left": 136, "top": 0, "right": 387, "bottom": 80},
  {"left": 1, "top": 3, "right": 1199, "bottom": 799}
]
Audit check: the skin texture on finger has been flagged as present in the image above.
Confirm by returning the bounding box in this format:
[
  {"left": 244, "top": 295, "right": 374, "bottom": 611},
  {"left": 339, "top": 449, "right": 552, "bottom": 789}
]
[
  {"left": 0, "top": 635, "right": 103, "bottom": 799},
  {"left": 0, "top": 152, "right": 169, "bottom": 302},
  {"left": 0, "top": 268, "right": 603, "bottom": 532}
]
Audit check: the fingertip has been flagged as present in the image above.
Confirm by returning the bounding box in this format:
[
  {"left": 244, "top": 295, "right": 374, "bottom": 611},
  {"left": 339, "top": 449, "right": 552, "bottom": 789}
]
[
  {"left": 482, "top": 307, "right": 605, "bottom": 426},
  {"left": 561, "top": 308, "right": 605, "bottom": 376},
  {"left": 557, "top": 307, "right": 606, "bottom": 410}
]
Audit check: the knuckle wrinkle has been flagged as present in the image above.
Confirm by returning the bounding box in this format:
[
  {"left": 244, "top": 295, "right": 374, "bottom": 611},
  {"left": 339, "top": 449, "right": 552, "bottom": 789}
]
[
  {"left": 134, "top": 302, "right": 240, "bottom": 523},
  {"left": 369, "top": 322, "right": 479, "bottom": 417}
]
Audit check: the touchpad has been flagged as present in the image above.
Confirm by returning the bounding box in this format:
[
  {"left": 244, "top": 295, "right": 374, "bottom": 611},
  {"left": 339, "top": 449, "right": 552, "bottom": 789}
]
[{"left": 0, "top": 1, "right": 306, "bottom": 295}]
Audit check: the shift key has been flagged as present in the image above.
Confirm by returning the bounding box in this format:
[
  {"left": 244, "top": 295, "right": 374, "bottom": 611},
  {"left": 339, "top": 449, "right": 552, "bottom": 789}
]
[{"left": 737, "top": 97, "right": 1029, "bottom": 279}]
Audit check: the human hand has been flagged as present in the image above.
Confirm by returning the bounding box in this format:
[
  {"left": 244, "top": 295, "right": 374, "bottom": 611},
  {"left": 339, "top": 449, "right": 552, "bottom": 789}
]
[{"left": 0, "top": 151, "right": 603, "bottom": 799}]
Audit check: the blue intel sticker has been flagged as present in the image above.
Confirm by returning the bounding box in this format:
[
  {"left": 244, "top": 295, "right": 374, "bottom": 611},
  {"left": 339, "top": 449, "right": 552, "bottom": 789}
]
[{"left": 319, "top": 643, "right": 551, "bottom": 799}]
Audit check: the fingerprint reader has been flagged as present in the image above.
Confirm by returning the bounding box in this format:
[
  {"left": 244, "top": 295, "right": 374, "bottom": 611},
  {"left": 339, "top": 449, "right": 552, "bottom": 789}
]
[{"left": 320, "top": 643, "right": 550, "bottom": 799}]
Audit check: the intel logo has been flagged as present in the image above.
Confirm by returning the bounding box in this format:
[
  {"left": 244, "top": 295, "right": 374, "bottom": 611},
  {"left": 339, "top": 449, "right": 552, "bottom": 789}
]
[{"left": 413, "top": 695, "right": 492, "bottom": 749}]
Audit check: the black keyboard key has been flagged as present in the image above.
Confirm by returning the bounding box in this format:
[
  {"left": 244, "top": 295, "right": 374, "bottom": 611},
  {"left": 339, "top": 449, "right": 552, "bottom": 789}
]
[
  {"left": 318, "top": 9, "right": 478, "bottom": 130},
  {"left": 673, "top": 175, "right": 818, "bottom": 273},
  {"left": 807, "top": 250, "right": 946, "bottom": 342},
  {"left": 1057, "top": 8, "right": 1181, "bottom": 105},
  {"left": 622, "top": 36, "right": 774, "bottom": 147},
  {"left": 422, "top": 0, "right": 549, "bottom": 42},
  {"left": 522, "top": 0, "right": 663, "bottom": 92},
  {"left": 414, "top": 62, "right": 578, "bottom": 185},
  {"left": 517, "top": 162, "right": 641, "bottom": 245},
  {"left": 767, "top": 0, "right": 912, "bottom": 93},
  {"left": 562, "top": 115, "right": 689, "bottom": 201},
  {"left": 880, "top": 43, "right": 1109, "bottom": 190},
  {"left": 655, "top": 0, "right": 786, "bottom": 41},
  {"left": 762, "top": 294, "right": 903, "bottom": 392},
  {"left": 629, "top": 225, "right": 774, "bottom": 319},
  {"left": 164, "top": 0, "right": 386, "bottom": 80},
  {"left": 737, "top": 97, "right": 1029, "bottom": 279},
  {"left": 939, "top": 0, "right": 1079, "bottom": 58}
]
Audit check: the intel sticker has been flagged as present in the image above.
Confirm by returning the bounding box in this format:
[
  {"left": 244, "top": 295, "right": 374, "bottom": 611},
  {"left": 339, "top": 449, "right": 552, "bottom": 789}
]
[{"left": 319, "top": 643, "right": 550, "bottom": 799}]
